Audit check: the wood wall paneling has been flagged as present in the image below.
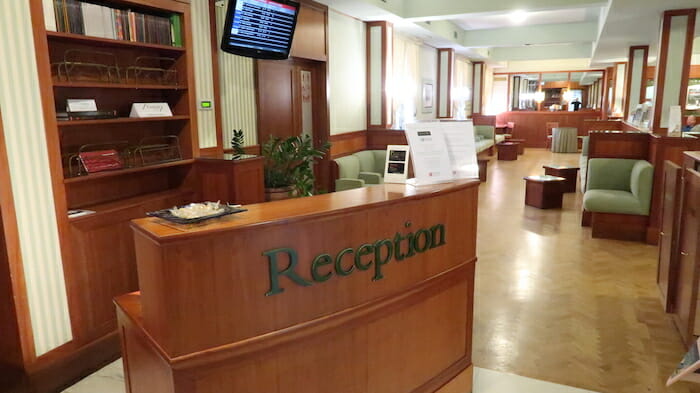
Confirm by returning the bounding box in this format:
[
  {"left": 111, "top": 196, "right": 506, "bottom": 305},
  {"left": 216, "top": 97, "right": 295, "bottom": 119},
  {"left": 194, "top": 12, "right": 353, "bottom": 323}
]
[
  {"left": 329, "top": 130, "right": 368, "bottom": 158},
  {"left": 495, "top": 112, "right": 602, "bottom": 148}
]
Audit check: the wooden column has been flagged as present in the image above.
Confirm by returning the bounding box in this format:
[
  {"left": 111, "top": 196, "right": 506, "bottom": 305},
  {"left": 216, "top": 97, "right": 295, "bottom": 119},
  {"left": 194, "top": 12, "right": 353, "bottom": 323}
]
[
  {"left": 471, "top": 62, "right": 484, "bottom": 115},
  {"left": 652, "top": 9, "right": 697, "bottom": 133},
  {"left": 366, "top": 21, "right": 392, "bottom": 129},
  {"left": 437, "top": 48, "right": 454, "bottom": 118},
  {"left": 612, "top": 62, "right": 627, "bottom": 117},
  {"left": 624, "top": 46, "right": 649, "bottom": 120},
  {"left": 511, "top": 76, "right": 521, "bottom": 111}
]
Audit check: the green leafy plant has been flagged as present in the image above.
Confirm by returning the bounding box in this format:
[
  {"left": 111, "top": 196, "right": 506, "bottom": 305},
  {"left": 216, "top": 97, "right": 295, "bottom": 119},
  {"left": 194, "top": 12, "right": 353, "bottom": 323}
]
[
  {"left": 261, "top": 134, "right": 330, "bottom": 197},
  {"left": 230, "top": 129, "right": 246, "bottom": 158}
]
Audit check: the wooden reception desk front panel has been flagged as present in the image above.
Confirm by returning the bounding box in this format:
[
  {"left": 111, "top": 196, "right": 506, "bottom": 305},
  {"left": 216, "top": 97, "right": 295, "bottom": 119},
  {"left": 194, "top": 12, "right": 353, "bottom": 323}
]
[{"left": 116, "top": 180, "right": 480, "bottom": 393}]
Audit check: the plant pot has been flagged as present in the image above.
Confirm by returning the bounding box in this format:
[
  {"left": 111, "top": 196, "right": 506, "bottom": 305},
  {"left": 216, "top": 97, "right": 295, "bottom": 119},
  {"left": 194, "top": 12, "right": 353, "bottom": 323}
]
[{"left": 265, "top": 186, "right": 298, "bottom": 201}]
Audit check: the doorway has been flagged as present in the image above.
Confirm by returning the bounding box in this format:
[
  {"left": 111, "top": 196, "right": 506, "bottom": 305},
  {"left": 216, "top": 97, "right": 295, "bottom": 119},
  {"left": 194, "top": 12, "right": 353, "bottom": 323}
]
[{"left": 256, "top": 58, "right": 330, "bottom": 191}]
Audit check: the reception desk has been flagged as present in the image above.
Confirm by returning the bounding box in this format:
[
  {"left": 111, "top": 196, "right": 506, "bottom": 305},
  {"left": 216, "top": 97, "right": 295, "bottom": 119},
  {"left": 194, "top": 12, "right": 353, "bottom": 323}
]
[{"left": 116, "top": 180, "right": 479, "bottom": 393}]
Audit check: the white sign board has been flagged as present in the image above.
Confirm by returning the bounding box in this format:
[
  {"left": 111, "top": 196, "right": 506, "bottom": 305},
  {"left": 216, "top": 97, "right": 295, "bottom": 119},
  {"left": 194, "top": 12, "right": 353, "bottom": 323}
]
[
  {"left": 383, "top": 145, "right": 410, "bottom": 184},
  {"left": 130, "top": 103, "right": 173, "bottom": 118},
  {"left": 405, "top": 123, "right": 454, "bottom": 186},
  {"left": 440, "top": 121, "right": 479, "bottom": 179},
  {"left": 668, "top": 105, "right": 682, "bottom": 136},
  {"left": 66, "top": 99, "right": 97, "bottom": 112}
]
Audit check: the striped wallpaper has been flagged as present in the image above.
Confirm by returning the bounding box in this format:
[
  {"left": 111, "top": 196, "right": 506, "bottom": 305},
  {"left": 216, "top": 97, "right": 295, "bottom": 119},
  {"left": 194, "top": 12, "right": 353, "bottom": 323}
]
[
  {"left": 191, "top": 0, "right": 218, "bottom": 149},
  {"left": 0, "top": 0, "right": 73, "bottom": 356},
  {"left": 215, "top": 1, "right": 259, "bottom": 147}
]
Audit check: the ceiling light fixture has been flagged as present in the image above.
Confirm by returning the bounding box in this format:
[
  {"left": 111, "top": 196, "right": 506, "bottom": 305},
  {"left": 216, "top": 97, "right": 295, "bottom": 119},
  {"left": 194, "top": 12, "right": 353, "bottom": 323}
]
[{"left": 509, "top": 10, "right": 528, "bottom": 24}]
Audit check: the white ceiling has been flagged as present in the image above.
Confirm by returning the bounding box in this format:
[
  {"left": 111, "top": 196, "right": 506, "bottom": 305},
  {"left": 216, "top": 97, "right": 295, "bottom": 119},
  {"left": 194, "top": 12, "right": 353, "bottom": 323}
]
[
  {"left": 452, "top": 7, "right": 601, "bottom": 31},
  {"left": 317, "top": 0, "right": 700, "bottom": 68}
]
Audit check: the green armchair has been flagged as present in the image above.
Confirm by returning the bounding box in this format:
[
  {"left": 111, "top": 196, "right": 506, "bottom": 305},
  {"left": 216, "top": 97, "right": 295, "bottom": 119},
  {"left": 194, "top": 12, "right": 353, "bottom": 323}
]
[
  {"left": 474, "top": 125, "right": 496, "bottom": 154},
  {"left": 333, "top": 151, "right": 386, "bottom": 192},
  {"left": 582, "top": 158, "right": 654, "bottom": 241}
]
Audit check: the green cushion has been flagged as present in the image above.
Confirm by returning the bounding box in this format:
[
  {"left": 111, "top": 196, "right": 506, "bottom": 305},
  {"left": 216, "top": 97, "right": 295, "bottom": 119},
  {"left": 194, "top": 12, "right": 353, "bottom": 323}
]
[
  {"left": 475, "top": 139, "right": 493, "bottom": 153},
  {"left": 581, "top": 136, "right": 589, "bottom": 156},
  {"left": 630, "top": 160, "right": 654, "bottom": 214},
  {"left": 335, "top": 155, "right": 361, "bottom": 179},
  {"left": 495, "top": 135, "right": 506, "bottom": 144},
  {"left": 583, "top": 190, "right": 647, "bottom": 215},
  {"left": 371, "top": 150, "right": 387, "bottom": 174},
  {"left": 586, "top": 158, "right": 639, "bottom": 192},
  {"left": 474, "top": 125, "right": 495, "bottom": 139},
  {"left": 353, "top": 150, "right": 376, "bottom": 173},
  {"left": 335, "top": 178, "right": 365, "bottom": 191}
]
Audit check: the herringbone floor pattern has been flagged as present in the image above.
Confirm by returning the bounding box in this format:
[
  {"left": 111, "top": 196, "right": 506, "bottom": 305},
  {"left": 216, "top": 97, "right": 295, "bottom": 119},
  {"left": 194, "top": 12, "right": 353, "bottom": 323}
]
[{"left": 473, "top": 148, "right": 700, "bottom": 393}]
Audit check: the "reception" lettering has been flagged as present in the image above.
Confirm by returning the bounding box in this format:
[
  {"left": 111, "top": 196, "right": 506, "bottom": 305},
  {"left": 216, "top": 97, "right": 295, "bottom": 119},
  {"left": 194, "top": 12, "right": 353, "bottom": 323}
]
[{"left": 262, "top": 223, "right": 446, "bottom": 296}]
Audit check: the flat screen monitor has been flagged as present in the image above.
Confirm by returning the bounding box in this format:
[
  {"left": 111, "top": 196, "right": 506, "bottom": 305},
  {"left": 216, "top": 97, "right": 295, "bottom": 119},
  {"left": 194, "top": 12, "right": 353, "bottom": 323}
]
[{"left": 220, "top": 0, "right": 300, "bottom": 60}]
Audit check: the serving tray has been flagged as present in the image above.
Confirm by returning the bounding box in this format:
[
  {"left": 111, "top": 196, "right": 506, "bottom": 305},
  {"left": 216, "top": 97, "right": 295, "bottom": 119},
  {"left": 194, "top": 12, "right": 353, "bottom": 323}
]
[{"left": 147, "top": 204, "right": 247, "bottom": 224}]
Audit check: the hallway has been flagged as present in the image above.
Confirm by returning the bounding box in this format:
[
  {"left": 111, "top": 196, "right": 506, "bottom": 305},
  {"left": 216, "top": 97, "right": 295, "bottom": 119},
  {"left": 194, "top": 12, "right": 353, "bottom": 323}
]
[{"left": 473, "top": 148, "right": 698, "bottom": 393}]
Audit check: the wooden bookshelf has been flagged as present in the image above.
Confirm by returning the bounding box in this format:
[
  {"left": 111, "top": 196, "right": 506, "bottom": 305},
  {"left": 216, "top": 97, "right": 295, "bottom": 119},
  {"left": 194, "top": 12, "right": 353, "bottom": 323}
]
[
  {"left": 57, "top": 115, "right": 189, "bottom": 126},
  {"left": 54, "top": 81, "right": 188, "bottom": 90},
  {"left": 63, "top": 158, "right": 194, "bottom": 184},
  {"left": 28, "top": 0, "right": 199, "bottom": 389},
  {"left": 47, "top": 30, "right": 185, "bottom": 52}
]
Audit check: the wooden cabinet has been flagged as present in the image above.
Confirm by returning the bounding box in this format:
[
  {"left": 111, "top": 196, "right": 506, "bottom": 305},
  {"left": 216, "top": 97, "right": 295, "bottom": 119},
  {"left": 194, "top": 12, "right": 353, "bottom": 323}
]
[
  {"left": 657, "top": 161, "right": 683, "bottom": 312},
  {"left": 670, "top": 152, "right": 700, "bottom": 345},
  {"left": 196, "top": 156, "right": 265, "bottom": 205},
  {"left": 290, "top": 2, "right": 328, "bottom": 61}
]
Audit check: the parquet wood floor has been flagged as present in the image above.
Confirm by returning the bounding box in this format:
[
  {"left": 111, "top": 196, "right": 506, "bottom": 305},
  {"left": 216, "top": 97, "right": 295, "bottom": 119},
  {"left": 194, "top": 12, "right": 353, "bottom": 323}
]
[{"left": 473, "top": 148, "right": 700, "bottom": 393}]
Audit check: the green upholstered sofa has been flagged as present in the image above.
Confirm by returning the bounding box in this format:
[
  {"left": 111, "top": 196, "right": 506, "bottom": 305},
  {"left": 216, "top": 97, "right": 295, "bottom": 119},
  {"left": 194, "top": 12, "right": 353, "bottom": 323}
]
[
  {"left": 474, "top": 125, "right": 497, "bottom": 154},
  {"left": 333, "top": 150, "right": 386, "bottom": 191},
  {"left": 582, "top": 158, "right": 654, "bottom": 241}
]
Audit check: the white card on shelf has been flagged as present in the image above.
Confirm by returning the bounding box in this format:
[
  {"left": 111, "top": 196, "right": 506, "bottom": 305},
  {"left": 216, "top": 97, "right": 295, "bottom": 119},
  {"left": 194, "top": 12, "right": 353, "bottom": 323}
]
[
  {"left": 66, "top": 99, "right": 98, "bottom": 113},
  {"left": 129, "top": 103, "right": 173, "bottom": 118}
]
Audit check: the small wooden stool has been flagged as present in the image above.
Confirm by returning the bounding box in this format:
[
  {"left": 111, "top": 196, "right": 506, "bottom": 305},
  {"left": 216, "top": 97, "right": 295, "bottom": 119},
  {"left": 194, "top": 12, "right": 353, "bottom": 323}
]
[
  {"left": 543, "top": 165, "right": 580, "bottom": 193},
  {"left": 497, "top": 142, "right": 519, "bottom": 161},
  {"left": 524, "top": 175, "right": 566, "bottom": 209},
  {"left": 507, "top": 139, "right": 526, "bottom": 155}
]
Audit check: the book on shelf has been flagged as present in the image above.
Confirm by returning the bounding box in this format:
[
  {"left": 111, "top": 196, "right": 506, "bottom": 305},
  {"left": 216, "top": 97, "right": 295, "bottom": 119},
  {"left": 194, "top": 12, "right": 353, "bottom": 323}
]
[{"left": 52, "top": 0, "right": 181, "bottom": 47}]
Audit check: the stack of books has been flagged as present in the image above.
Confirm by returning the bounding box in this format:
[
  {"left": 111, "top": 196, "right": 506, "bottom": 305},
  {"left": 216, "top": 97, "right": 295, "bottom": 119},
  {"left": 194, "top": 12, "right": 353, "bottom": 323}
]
[{"left": 53, "top": 0, "right": 182, "bottom": 47}]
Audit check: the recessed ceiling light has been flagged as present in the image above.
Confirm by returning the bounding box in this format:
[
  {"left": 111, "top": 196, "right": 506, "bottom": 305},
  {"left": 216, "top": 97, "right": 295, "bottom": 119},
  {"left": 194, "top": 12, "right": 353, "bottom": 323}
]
[{"left": 509, "top": 10, "right": 528, "bottom": 24}]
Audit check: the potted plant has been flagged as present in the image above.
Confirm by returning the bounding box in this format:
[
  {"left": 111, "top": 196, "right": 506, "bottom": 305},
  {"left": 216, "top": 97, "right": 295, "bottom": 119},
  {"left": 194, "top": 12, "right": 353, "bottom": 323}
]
[
  {"left": 261, "top": 134, "right": 330, "bottom": 201},
  {"left": 230, "top": 129, "right": 246, "bottom": 159}
]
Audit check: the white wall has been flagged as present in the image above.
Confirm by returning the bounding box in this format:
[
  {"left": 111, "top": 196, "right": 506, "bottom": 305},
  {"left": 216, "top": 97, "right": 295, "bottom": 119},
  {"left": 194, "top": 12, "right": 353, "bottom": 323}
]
[
  {"left": 415, "top": 44, "right": 438, "bottom": 121},
  {"left": 329, "top": 11, "right": 367, "bottom": 135}
]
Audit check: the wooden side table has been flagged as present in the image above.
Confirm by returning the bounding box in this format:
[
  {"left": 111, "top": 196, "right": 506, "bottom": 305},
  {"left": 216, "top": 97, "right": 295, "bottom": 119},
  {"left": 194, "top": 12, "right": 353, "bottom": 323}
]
[
  {"left": 543, "top": 165, "right": 580, "bottom": 193},
  {"left": 497, "top": 142, "right": 519, "bottom": 161},
  {"left": 508, "top": 138, "right": 526, "bottom": 155},
  {"left": 524, "top": 175, "right": 566, "bottom": 209}
]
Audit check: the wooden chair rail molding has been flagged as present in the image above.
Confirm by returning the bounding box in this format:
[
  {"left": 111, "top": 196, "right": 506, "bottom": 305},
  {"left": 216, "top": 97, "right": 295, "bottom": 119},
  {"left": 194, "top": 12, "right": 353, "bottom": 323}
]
[{"left": 118, "top": 180, "right": 479, "bottom": 393}]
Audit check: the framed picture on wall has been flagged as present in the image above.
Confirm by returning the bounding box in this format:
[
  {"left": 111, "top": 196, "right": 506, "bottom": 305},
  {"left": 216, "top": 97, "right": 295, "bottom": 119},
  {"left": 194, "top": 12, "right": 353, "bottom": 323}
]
[{"left": 422, "top": 81, "right": 434, "bottom": 113}]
